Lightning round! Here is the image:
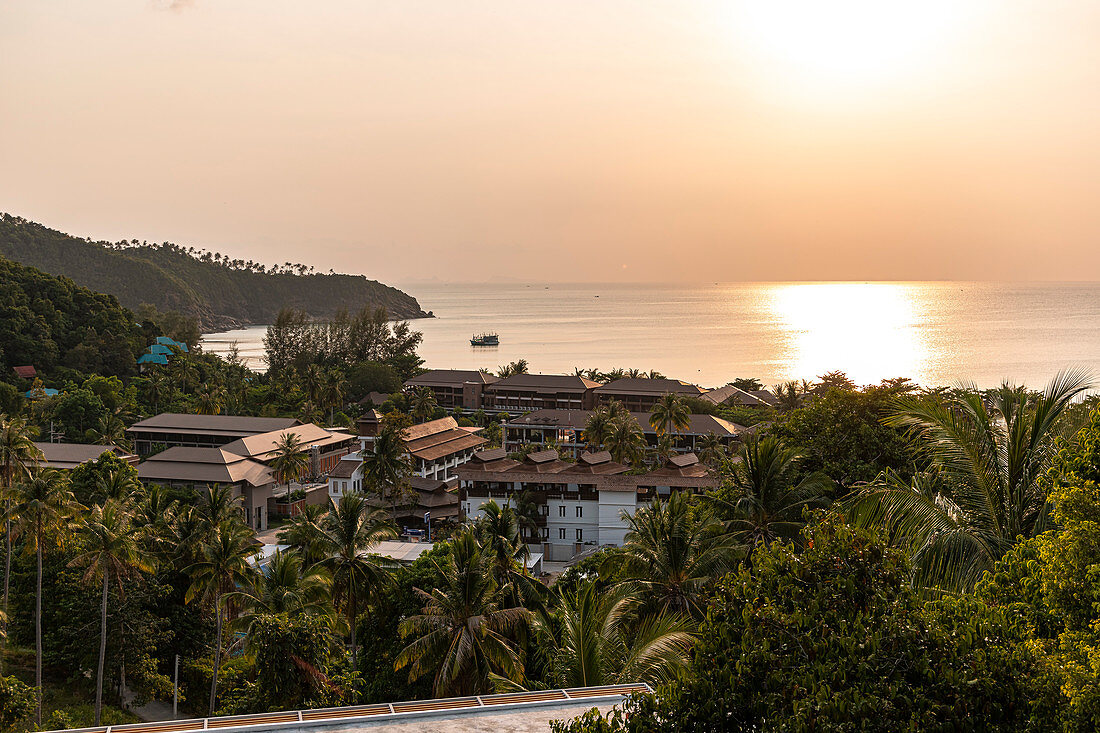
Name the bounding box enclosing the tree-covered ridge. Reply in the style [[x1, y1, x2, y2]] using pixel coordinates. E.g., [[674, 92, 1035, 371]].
[[0, 215, 429, 330], [0, 257, 143, 382]]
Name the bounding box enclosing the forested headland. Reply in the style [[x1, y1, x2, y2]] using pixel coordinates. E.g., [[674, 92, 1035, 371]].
[[0, 215, 428, 331]]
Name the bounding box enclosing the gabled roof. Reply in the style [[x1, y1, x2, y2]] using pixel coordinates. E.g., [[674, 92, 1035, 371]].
[[13, 366, 36, 379], [505, 409, 746, 437], [137, 447, 273, 487], [404, 417, 460, 441], [701, 385, 767, 407], [750, 389, 779, 406], [33, 442, 137, 470], [328, 458, 359, 478], [405, 369, 498, 387], [128, 414, 301, 437], [137, 354, 169, 365], [526, 449, 560, 464], [473, 448, 507, 462], [488, 374, 600, 392], [222, 424, 354, 461], [595, 378, 706, 397]]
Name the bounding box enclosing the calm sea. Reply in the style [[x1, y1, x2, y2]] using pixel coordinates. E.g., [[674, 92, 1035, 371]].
[[199, 282, 1100, 390]]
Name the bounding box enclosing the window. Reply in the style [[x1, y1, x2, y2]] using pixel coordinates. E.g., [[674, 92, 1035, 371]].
[[558, 505, 566, 517], [541, 527, 549, 539], [575, 506, 583, 518], [558, 528, 566, 540], [575, 529, 583, 541], [539, 505, 549, 516]]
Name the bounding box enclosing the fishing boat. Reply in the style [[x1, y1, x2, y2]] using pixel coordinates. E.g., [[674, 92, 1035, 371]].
[[470, 332, 499, 346]]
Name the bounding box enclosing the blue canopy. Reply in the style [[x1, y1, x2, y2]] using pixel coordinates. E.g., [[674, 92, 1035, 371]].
[[155, 336, 189, 352], [138, 353, 169, 365], [24, 388, 60, 398], [147, 344, 172, 355]]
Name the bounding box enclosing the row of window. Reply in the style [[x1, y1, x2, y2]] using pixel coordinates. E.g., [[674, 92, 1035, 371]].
[[555, 505, 583, 517]]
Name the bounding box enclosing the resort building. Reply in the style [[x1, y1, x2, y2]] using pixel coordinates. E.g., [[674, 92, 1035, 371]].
[[221, 423, 356, 478], [33, 442, 138, 471], [327, 415, 487, 525], [457, 448, 718, 561], [127, 413, 302, 455], [503, 408, 745, 457], [482, 374, 600, 412], [137, 447, 275, 530], [700, 384, 772, 408], [403, 369, 498, 409], [593, 377, 708, 411]]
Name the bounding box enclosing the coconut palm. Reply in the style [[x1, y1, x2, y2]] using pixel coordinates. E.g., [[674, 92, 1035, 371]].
[[697, 432, 726, 467], [360, 425, 413, 511], [536, 582, 694, 688], [7, 469, 80, 724], [0, 415, 41, 671], [649, 393, 691, 440], [614, 491, 740, 619], [604, 415, 646, 466], [707, 436, 833, 549], [133, 485, 180, 562], [316, 494, 397, 672], [395, 529, 529, 696], [89, 410, 131, 449], [196, 385, 228, 416], [411, 387, 438, 423], [69, 499, 152, 725], [227, 550, 335, 638], [474, 501, 544, 611], [276, 503, 329, 566], [270, 432, 310, 496], [93, 462, 143, 504], [195, 483, 244, 534], [184, 521, 259, 715], [847, 370, 1093, 594], [322, 372, 346, 424], [303, 364, 325, 406], [583, 408, 614, 450]]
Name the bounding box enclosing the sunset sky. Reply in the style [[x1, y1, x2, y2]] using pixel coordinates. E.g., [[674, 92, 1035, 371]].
[[2, 1, 1099, 283]]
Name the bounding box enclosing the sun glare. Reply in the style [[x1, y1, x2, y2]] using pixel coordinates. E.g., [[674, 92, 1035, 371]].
[[725, 0, 977, 96], [769, 283, 929, 386]]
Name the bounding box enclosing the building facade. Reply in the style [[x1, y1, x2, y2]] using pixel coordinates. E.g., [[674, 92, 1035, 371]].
[[592, 377, 708, 411], [403, 369, 499, 410], [457, 448, 718, 561], [127, 414, 302, 455]]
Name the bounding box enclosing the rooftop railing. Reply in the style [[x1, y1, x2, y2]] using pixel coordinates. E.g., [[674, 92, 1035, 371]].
[[47, 683, 651, 733]]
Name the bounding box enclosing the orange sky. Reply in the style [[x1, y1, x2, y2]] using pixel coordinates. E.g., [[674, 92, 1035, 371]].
[[2, 1, 1099, 283]]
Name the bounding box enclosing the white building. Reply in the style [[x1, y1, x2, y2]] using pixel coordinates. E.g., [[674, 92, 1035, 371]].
[[456, 448, 718, 562]]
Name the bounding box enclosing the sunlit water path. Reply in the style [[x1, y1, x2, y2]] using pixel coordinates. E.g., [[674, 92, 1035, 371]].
[[200, 281, 1100, 389]]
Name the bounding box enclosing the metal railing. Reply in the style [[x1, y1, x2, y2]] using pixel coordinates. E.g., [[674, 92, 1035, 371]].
[[49, 683, 651, 733]]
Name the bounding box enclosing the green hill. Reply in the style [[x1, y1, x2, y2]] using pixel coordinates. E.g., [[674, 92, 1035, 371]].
[[0, 214, 429, 330], [0, 256, 143, 381]]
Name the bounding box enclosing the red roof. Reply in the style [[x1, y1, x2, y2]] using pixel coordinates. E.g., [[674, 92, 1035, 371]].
[[13, 366, 36, 379]]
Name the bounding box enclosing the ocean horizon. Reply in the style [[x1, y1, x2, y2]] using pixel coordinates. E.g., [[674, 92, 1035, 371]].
[[200, 280, 1100, 390]]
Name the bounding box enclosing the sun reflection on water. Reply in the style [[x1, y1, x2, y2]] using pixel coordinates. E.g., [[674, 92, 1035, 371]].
[[768, 282, 929, 385]]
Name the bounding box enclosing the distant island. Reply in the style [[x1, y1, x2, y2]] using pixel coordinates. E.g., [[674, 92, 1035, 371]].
[[0, 214, 430, 330]]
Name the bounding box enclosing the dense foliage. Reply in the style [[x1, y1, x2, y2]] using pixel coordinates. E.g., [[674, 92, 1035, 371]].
[[0, 257, 142, 382], [0, 214, 427, 330]]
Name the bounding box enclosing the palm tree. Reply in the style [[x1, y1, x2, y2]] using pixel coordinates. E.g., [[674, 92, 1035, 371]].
[[697, 432, 726, 467], [226, 550, 334, 637], [89, 411, 131, 449], [184, 521, 259, 715], [614, 491, 740, 619], [93, 462, 143, 504], [650, 393, 691, 440], [196, 385, 228, 416], [536, 582, 694, 688], [270, 432, 310, 497], [303, 364, 325, 406], [773, 381, 803, 412], [316, 494, 397, 672], [474, 501, 543, 611], [411, 387, 438, 423], [195, 483, 244, 533], [69, 499, 152, 725], [395, 529, 529, 696], [360, 425, 413, 511], [604, 415, 646, 466], [847, 370, 1093, 594], [583, 408, 614, 450], [322, 372, 346, 424], [134, 485, 179, 563], [707, 436, 833, 549], [7, 469, 79, 725], [276, 503, 329, 566], [0, 415, 41, 671], [144, 371, 172, 413]]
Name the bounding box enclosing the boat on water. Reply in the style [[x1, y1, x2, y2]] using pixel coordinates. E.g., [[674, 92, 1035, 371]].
[[470, 332, 499, 346]]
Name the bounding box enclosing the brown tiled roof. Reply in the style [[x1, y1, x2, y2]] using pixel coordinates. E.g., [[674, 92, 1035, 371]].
[[750, 390, 780, 406], [328, 459, 359, 478], [474, 448, 507, 462], [33, 442, 137, 470], [222, 424, 354, 461], [128, 413, 300, 437], [405, 370, 498, 387], [572, 452, 628, 475], [137, 447, 273, 487], [505, 410, 746, 437], [13, 366, 36, 379], [669, 452, 700, 468], [404, 417, 459, 442], [701, 385, 767, 407], [488, 374, 600, 392], [595, 378, 706, 397], [580, 450, 612, 465], [409, 432, 487, 462]]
